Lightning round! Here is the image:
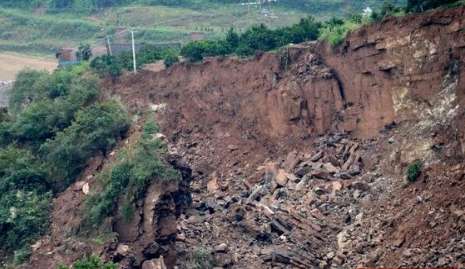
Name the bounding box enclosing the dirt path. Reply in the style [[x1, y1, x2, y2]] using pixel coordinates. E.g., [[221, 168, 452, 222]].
[[0, 52, 56, 80]]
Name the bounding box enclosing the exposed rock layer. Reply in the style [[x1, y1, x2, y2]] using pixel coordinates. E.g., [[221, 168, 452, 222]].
[[24, 6, 465, 269]]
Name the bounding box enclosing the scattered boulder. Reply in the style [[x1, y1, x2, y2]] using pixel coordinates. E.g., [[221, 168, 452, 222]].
[[283, 150, 301, 171], [214, 243, 228, 253], [82, 182, 90, 195], [275, 169, 289, 187], [141, 257, 167, 269], [207, 176, 220, 193], [114, 244, 131, 261]]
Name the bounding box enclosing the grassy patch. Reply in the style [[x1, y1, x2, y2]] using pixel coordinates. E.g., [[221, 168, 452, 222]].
[[186, 248, 216, 269], [406, 160, 422, 182]]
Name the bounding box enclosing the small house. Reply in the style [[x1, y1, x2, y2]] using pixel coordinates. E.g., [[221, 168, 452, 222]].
[[56, 48, 79, 68]]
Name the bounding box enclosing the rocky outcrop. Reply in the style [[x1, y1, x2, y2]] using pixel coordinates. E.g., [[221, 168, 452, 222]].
[[111, 7, 465, 144], [111, 155, 192, 269], [24, 133, 192, 269]]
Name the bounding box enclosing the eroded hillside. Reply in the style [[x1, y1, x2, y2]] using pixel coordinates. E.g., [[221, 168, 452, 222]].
[[24, 6, 465, 269]]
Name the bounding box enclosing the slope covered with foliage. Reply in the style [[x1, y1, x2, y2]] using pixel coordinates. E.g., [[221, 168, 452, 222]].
[[0, 65, 130, 265]]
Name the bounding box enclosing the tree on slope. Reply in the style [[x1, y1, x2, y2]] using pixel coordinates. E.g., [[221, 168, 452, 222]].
[[406, 0, 459, 12]]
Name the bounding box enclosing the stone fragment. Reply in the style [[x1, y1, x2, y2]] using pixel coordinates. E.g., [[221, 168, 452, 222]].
[[142, 257, 167, 269], [74, 181, 85, 191], [207, 176, 220, 193], [116, 244, 130, 257], [275, 169, 289, 187], [227, 144, 239, 151], [214, 243, 228, 253], [82, 182, 90, 195], [351, 181, 370, 192], [295, 175, 310, 191], [310, 151, 323, 162], [323, 162, 339, 173], [332, 181, 343, 193], [283, 150, 300, 171]]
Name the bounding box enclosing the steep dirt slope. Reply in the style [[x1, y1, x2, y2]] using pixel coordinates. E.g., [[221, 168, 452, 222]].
[[24, 6, 465, 269], [106, 6, 465, 269]]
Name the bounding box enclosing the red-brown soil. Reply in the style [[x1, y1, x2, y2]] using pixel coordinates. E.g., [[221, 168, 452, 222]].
[[25, 6, 465, 269]]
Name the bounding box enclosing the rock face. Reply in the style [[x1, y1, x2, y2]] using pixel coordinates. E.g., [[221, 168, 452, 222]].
[[112, 7, 465, 142], [111, 155, 192, 268]]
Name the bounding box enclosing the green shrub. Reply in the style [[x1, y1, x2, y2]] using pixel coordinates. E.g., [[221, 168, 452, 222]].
[[180, 41, 210, 62], [8, 69, 48, 114], [181, 16, 321, 61], [0, 190, 51, 251], [0, 146, 48, 193], [163, 49, 179, 68], [58, 255, 117, 269], [90, 55, 123, 79], [406, 0, 460, 12], [13, 247, 32, 265], [406, 160, 422, 182], [85, 116, 179, 226], [8, 73, 99, 145], [0, 147, 51, 253], [319, 15, 369, 46], [370, 0, 405, 21], [76, 43, 93, 61], [0, 65, 129, 260], [40, 100, 130, 191], [187, 248, 216, 269]]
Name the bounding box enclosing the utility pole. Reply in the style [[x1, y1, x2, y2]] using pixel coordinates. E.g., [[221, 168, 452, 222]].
[[131, 30, 137, 74], [106, 36, 112, 56]]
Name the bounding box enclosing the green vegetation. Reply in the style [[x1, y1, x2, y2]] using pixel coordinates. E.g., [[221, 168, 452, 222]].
[[90, 46, 179, 77], [89, 0, 464, 73], [180, 16, 320, 61], [163, 49, 180, 67], [318, 17, 363, 46], [41, 100, 130, 190], [0, 65, 129, 263], [406, 0, 460, 12], [0, 1, 406, 56], [85, 115, 180, 226], [77, 43, 93, 61], [1, 0, 463, 58], [370, 0, 406, 20], [0, 8, 100, 54], [406, 160, 422, 182], [0, 0, 462, 265], [0, 147, 50, 251], [187, 248, 216, 269], [58, 255, 117, 269]]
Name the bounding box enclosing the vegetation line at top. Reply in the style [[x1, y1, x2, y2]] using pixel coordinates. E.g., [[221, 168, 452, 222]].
[[89, 0, 464, 78]]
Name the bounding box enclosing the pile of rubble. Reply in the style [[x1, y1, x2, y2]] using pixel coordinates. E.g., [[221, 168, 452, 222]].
[[175, 133, 379, 269]]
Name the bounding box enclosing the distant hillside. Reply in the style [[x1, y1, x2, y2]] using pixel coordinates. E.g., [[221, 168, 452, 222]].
[[0, 0, 405, 11], [0, 0, 405, 55]]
